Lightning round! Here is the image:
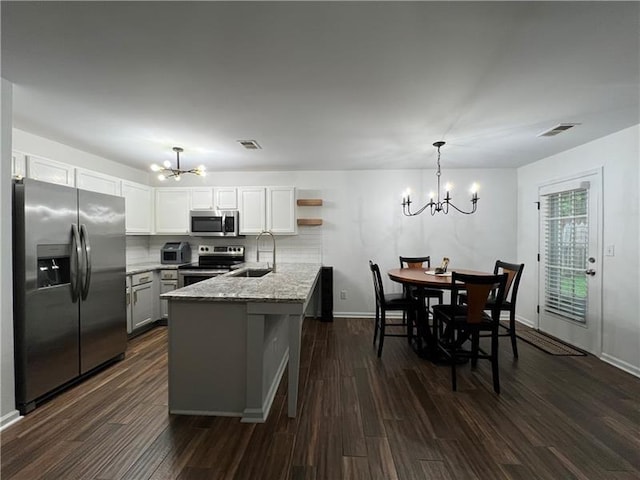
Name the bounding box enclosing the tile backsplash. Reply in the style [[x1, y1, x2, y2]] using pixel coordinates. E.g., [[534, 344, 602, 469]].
[[127, 227, 323, 265]]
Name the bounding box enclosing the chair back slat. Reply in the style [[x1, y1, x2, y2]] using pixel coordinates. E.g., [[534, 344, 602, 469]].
[[465, 283, 497, 323], [399, 256, 431, 270], [493, 260, 525, 303], [451, 271, 508, 324]]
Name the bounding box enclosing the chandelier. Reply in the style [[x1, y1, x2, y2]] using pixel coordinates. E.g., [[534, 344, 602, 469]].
[[150, 147, 206, 181], [401, 141, 478, 216]]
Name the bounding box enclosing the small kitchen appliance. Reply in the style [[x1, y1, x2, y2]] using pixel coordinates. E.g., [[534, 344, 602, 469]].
[[189, 210, 239, 237], [161, 241, 192, 264]]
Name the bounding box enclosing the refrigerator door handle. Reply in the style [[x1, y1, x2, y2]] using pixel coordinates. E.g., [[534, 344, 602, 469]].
[[80, 224, 92, 300], [71, 224, 82, 302]]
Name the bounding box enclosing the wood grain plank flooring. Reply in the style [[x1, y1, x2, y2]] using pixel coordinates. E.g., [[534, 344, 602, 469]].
[[2, 318, 640, 480]]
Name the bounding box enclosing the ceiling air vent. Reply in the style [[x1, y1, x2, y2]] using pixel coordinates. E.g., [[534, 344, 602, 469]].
[[538, 123, 580, 137], [237, 140, 262, 150]]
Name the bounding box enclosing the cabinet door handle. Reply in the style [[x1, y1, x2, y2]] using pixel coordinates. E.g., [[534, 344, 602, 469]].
[[126, 292, 130, 305], [139, 276, 150, 283], [134, 291, 138, 304]]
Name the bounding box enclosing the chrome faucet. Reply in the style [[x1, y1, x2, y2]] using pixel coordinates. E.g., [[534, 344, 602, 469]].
[[256, 230, 276, 272]]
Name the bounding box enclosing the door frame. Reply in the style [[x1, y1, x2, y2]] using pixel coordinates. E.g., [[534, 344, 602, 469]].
[[537, 167, 603, 356]]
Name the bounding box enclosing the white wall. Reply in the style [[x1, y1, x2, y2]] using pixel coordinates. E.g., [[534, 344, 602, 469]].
[[12, 128, 150, 184], [517, 125, 640, 375], [1, 79, 19, 428]]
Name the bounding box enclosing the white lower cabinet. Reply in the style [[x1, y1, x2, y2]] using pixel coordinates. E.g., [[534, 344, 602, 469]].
[[126, 277, 132, 334], [159, 270, 178, 320], [130, 272, 155, 331]]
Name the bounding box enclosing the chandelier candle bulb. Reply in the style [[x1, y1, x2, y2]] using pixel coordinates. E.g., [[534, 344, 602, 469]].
[[470, 183, 479, 201]]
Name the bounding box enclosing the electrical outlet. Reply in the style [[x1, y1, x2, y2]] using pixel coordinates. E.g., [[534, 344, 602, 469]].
[[340, 290, 347, 300]]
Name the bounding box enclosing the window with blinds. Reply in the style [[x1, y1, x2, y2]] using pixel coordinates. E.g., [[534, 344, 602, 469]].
[[542, 188, 589, 323]]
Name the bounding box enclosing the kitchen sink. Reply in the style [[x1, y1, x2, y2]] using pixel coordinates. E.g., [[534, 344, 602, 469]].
[[229, 268, 272, 278]]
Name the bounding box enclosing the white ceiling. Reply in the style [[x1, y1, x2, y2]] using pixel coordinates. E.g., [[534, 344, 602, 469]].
[[2, 2, 639, 172]]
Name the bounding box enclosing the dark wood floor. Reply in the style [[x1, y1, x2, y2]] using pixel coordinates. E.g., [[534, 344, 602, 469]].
[[2, 318, 639, 480]]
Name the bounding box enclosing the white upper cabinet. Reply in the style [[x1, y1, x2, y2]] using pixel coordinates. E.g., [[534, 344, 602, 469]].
[[12, 151, 26, 179], [76, 168, 122, 196], [121, 180, 153, 235], [155, 188, 191, 234], [27, 155, 75, 186], [214, 187, 238, 210], [238, 187, 266, 235], [238, 186, 296, 235], [267, 187, 297, 234], [190, 188, 214, 210]]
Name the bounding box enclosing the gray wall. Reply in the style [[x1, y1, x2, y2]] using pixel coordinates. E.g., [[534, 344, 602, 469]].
[[1, 79, 18, 427]]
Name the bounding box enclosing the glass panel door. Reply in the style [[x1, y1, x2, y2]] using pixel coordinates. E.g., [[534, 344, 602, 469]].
[[538, 170, 602, 354]]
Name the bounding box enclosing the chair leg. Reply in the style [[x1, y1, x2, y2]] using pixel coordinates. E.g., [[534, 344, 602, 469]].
[[491, 326, 500, 394], [373, 304, 379, 346], [471, 330, 479, 368], [377, 310, 386, 358], [450, 327, 458, 391], [509, 311, 519, 358]]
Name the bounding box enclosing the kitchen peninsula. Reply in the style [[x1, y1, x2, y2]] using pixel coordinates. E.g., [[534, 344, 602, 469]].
[[161, 263, 321, 423]]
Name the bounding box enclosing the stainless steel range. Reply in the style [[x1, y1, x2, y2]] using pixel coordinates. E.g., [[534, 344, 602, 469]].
[[178, 245, 245, 288]]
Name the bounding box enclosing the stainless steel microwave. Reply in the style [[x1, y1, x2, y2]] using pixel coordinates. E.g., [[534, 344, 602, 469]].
[[189, 210, 239, 236]]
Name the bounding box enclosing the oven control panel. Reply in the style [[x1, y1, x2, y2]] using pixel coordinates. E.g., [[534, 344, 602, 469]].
[[198, 245, 244, 256]]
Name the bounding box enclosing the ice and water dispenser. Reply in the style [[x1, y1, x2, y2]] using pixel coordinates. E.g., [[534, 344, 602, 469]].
[[36, 244, 71, 288]]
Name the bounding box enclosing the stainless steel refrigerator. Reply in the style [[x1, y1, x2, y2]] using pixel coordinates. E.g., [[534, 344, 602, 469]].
[[13, 178, 127, 414]]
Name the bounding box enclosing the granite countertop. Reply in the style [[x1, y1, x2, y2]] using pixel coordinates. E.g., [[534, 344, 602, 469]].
[[161, 263, 322, 303], [126, 262, 186, 275]]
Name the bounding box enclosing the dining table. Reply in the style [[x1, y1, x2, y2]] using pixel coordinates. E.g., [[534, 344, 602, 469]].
[[387, 267, 492, 361]]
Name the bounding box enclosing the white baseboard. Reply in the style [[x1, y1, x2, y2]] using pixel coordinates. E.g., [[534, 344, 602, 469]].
[[600, 353, 640, 379], [334, 311, 398, 319], [332, 312, 535, 324], [515, 314, 536, 329], [170, 409, 242, 417], [0, 410, 22, 431]]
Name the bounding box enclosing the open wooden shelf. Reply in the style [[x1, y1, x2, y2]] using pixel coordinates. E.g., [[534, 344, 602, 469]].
[[297, 199, 323, 206], [297, 218, 323, 226]]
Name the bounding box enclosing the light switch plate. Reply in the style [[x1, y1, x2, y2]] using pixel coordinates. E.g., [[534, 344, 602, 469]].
[[605, 245, 615, 257]]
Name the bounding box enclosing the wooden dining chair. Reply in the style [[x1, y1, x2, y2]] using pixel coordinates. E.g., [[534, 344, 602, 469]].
[[399, 256, 444, 316], [458, 260, 524, 358], [369, 261, 415, 358], [433, 272, 508, 393]]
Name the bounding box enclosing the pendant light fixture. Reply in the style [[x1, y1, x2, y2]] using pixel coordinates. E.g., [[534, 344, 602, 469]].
[[401, 141, 479, 216], [150, 147, 206, 181]]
